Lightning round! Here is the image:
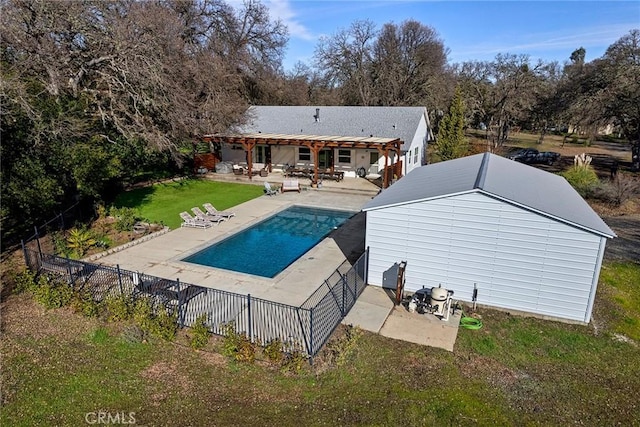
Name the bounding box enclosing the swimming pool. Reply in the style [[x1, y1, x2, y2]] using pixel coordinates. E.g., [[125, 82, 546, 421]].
[[182, 206, 354, 278]]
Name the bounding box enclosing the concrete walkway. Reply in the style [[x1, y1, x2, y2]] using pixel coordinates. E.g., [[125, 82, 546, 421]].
[[343, 286, 461, 352], [342, 286, 395, 333]]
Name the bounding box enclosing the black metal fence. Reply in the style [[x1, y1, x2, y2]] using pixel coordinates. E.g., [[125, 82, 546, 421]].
[[23, 245, 369, 358], [17, 201, 91, 255]]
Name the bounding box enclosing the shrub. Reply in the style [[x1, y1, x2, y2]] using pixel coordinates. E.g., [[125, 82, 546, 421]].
[[110, 207, 139, 232], [71, 290, 101, 317], [235, 337, 256, 363], [281, 349, 309, 375], [595, 174, 639, 207], [94, 235, 112, 249], [13, 269, 38, 294], [66, 227, 97, 258], [130, 297, 177, 341], [32, 276, 74, 309], [95, 203, 108, 219], [326, 324, 363, 367], [50, 231, 72, 257], [221, 322, 255, 363], [561, 165, 600, 197], [105, 294, 133, 322], [263, 338, 284, 364], [149, 307, 178, 341], [189, 314, 210, 350], [132, 297, 154, 331]]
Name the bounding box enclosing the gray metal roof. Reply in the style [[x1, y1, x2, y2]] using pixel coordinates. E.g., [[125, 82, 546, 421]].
[[205, 132, 400, 145], [240, 106, 428, 150], [363, 153, 616, 238]]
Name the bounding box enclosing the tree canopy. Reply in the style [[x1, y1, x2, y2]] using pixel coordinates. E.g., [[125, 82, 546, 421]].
[[434, 86, 468, 161], [1, 0, 637, 249], [1, 0, 287, 247], [314, 19, 449, 109]]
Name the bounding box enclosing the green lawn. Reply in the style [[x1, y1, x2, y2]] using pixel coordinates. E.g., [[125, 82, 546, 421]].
[[597, 261, 640, 341], [113, 179, 265, 229], [2, 261, 639, 426]]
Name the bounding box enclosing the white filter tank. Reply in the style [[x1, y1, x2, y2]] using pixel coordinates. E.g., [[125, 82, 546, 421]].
[[430, 286, 449, 317]]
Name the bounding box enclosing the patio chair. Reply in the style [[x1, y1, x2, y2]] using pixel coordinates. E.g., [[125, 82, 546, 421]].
[[191, 207, 225, 224], [264, 181, 278, 196], [282, 179, 301, 193], [203, 202, 235, 219], [179, 211, 212, 229]]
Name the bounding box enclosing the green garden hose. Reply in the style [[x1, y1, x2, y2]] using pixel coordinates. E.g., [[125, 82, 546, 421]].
[[459, 311, 483, 330]]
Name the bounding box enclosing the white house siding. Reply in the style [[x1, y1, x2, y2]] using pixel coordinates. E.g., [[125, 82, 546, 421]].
[[271, 146, 298, 169], [221, 145, 397, 178], [403, 114, 429, 175], [365, 192, 605, 322]]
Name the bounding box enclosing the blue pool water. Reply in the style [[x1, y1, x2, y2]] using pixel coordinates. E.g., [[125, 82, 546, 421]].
[[182, 206, 354, 278]]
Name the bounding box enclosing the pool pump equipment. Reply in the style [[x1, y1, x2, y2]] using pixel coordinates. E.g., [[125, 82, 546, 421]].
[[408, 284, 455, 321]]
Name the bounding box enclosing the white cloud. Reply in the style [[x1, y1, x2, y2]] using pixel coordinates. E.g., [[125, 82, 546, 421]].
[[452, 23, 637, 62], [264, 0, 316, 41]]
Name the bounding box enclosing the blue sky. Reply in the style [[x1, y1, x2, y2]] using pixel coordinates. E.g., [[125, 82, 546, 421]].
[[257, 0, 640, 71]]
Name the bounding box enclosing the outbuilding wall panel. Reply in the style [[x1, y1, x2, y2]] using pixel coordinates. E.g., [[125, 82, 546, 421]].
[[365, 192, 604, 322]]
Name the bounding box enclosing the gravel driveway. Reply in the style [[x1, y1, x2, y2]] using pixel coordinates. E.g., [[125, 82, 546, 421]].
[[603, 214, 640, 262]]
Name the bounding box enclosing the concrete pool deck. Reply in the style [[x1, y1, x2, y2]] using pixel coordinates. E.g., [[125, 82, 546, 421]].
[[96, 177, 377, 307], [95, 175, 459, 351]]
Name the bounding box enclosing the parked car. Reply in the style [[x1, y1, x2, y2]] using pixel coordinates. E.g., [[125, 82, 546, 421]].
[[536, 151, 561, 165], [508, 149, 560, 165]]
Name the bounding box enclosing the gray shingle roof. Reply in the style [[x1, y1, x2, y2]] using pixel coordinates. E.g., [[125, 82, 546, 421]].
[[240, 106, 428, 150], [362, 153, 616, 237]]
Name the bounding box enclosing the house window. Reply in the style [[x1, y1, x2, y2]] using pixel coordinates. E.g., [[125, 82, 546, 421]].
[[338, 149, 351, 163], [299, 147, 311, 161], [256, 146, 266, 163], [413, 147, 419, 164]]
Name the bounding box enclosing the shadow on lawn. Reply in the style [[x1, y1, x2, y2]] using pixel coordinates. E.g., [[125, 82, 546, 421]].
[[113, 186, 157, 209]]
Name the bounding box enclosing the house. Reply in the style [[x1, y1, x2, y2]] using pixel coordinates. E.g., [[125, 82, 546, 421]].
[[203, 106, 433, 187], [362, 153, 616, 323]]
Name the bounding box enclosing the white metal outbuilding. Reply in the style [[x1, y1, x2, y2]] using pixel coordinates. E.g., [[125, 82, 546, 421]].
[[362, 153, 616, 323]]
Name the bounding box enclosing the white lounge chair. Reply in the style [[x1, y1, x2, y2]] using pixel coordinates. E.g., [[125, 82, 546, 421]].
[[264, 182, 278, 196], [191, 207, 225, 224], [203, 203, 235, 218], [179, 211, 212, 229]]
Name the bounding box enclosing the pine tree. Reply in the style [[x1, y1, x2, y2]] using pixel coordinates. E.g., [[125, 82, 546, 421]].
[[435, 86, 468, 161]]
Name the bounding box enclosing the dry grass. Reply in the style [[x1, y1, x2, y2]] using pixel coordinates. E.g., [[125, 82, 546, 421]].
[[2, 139, 639, 426], [2, 280, 639, 426]]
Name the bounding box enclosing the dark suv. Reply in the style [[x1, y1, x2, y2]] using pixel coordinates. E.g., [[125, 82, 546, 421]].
[[508, 149, 560, 165]]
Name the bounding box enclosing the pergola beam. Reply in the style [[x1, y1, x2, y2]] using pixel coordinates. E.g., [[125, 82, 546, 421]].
[[202, 132, 403, 187]]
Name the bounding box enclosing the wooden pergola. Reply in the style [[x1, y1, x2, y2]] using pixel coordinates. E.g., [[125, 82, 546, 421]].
[[202, 132, 403, 188]]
